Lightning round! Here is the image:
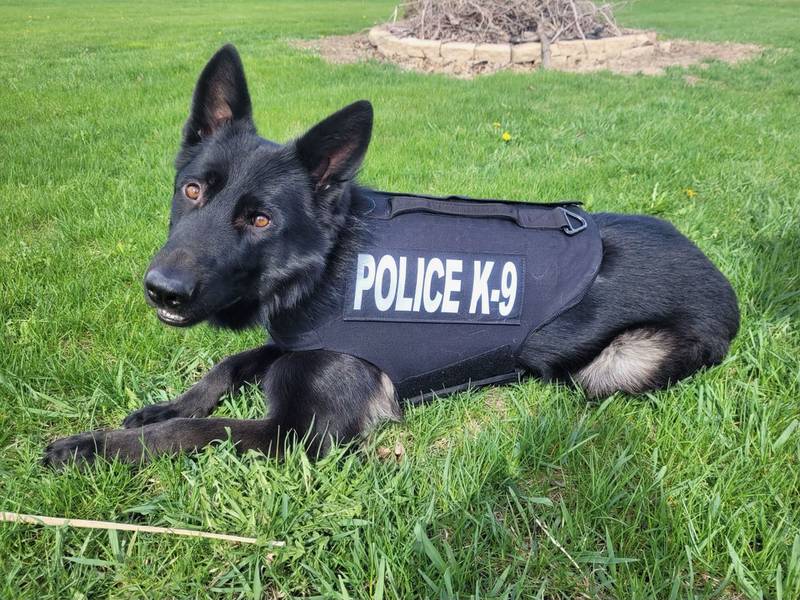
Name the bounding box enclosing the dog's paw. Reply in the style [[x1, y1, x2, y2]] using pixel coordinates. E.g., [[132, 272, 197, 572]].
[[122, 403, 179, 429], [42, 431, 105, 469]]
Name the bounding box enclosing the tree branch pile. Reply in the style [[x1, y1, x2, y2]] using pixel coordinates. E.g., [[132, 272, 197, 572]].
[[396, 0, 624, 44]]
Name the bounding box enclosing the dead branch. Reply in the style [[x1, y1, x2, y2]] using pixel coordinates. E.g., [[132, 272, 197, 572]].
[[398, 0, 626, 44], [1, 511, 285, 546]]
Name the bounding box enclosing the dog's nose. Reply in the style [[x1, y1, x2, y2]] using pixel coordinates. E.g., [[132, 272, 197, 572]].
[[144, 269, 196, 309]]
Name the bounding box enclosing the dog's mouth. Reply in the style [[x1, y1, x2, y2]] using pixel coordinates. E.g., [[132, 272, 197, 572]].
[[156, 307, 195, 327], [153, 295, 244, 328]]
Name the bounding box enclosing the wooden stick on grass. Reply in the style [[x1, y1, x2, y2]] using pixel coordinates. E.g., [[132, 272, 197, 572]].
[[0, 511, 285, 547]]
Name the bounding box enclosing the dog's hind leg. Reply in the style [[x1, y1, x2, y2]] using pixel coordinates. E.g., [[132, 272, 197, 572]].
[[571, 327, 677, 397], [122, 344, 283, 428], [572, 323, 731, 398]]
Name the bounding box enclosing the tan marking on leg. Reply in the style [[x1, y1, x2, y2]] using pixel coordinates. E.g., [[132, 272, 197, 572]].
[[575, 328, 673, 397], [361, 373, 402, 432]]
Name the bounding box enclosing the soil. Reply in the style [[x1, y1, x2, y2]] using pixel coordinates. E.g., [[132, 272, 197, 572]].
[[291, 32, 762, 78]]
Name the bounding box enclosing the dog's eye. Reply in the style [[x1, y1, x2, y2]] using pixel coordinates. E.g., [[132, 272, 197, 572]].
[[184, 183, 201, 201], [252, 214, 271, 228]]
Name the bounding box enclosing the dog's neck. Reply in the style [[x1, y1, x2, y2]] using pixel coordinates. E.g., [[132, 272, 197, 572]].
[[260, 183, 368, 329]]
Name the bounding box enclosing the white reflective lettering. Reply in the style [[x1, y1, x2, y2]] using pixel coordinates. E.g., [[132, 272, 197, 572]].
[[498, 261, 518, 317], [469, 260, 493, 314], [394, 256, 413, 311], [412, 257, 425, 311], [374, 255, 398, 312], [423, 258, 444, 312], [353, 254, 375, 310], [441, 259, 463, 313], [353, 253, 521, 319]]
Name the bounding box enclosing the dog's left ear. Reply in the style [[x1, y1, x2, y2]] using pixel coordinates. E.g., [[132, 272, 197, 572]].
[[295, 100, 373, 193], [183, 44, 253, 146]]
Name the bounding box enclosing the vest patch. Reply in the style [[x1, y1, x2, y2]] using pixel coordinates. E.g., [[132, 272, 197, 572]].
[[344, 250, 525, 324]]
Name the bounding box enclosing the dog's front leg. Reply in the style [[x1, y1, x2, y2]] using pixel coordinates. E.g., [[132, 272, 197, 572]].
[[43, 418, 284, 467], [122, 344, 283, 428], [43, 349, 402, 468]]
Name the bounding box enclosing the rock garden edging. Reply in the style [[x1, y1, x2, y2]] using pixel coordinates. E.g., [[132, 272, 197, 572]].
[[369, 25, 658, 69]]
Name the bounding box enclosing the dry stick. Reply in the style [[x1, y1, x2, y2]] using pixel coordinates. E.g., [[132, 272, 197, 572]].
[[0, 511, 285, 547], [405, 0, 623, 45], [568, 0, 588, 51], [534, 516, 583, 575], [535, 516, 593, 599], [610, 1, 626, 35], [597, 6, 621, 37]]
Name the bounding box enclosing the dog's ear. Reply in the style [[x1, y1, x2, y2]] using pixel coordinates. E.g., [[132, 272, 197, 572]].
[[183, 44, 252, 146], [295, 100, 373, 193]]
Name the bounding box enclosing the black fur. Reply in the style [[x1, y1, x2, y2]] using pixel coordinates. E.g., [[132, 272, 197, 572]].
[[43, 45, 739, 468]]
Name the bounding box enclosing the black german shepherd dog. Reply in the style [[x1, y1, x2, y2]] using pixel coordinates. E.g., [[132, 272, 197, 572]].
[[43, 45, 739, 467]]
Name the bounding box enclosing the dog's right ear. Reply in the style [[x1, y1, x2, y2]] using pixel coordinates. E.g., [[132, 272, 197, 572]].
[[182, 44, 253, 146]]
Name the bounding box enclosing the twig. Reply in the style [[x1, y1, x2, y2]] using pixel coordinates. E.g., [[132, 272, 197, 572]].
[[596, 4, 621, 36], [402, 0, 620, 44], [534, 516, 583, 575], [568, 0, 588, 51], [550, 23, 566, 44], [1, 511, 285, 547]]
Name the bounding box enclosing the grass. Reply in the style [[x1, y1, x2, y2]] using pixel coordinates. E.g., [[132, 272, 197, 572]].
[[1, 0, 799, 597]]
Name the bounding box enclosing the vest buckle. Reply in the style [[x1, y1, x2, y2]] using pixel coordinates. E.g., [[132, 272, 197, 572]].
[[560, 208, 588, 235]]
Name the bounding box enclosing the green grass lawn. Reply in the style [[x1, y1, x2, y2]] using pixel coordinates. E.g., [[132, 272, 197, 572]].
[[1, 0, 799, 597]]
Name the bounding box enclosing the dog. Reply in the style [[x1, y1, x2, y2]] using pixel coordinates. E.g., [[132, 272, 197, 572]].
[[43, 45, 739, 467]]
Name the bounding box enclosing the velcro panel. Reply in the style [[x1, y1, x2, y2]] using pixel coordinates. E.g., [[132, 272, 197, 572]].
[[396, 345, 517, 401]]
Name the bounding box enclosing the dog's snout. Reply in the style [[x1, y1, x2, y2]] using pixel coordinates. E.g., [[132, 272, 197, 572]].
[[144, 268, 197, 309]]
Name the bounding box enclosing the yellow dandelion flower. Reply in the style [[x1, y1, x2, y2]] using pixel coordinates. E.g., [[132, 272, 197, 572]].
[[684, 187, 697, 199], [501, 131, 512, 142]]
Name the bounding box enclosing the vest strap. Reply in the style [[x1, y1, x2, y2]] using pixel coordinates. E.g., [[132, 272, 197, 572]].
[[379, 196, 586, 234]]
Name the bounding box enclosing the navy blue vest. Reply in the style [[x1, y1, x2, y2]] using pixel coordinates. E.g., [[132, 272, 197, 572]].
[[268, 191, 602, 403]]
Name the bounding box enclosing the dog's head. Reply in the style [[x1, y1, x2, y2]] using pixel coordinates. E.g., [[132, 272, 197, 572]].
[[144, 45, 373, 329]]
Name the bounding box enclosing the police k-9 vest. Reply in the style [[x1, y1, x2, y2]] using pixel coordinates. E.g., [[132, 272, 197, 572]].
[[268, 190, 603, 403]]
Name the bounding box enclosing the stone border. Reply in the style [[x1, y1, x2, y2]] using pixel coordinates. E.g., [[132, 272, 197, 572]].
[[368, 26, 658, 69]]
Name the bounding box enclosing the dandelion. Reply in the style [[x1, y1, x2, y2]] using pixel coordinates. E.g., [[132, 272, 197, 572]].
[[501, 131, 512, 142], [684, 187, 697, 199]]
